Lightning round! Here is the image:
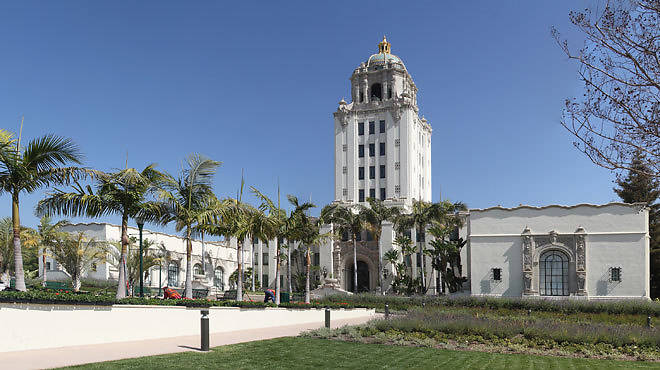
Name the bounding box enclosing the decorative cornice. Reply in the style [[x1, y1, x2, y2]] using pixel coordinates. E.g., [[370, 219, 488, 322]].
[[469, 202, 649, 213]]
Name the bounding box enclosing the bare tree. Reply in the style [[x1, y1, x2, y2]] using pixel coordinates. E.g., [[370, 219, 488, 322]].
[[552, 1, 659, 177]]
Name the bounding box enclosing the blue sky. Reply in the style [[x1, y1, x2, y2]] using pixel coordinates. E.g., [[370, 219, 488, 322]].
[[0, 1, 618, 233]]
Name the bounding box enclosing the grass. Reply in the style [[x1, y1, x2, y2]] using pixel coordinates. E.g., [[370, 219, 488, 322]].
[[65, 337, 660, 369]]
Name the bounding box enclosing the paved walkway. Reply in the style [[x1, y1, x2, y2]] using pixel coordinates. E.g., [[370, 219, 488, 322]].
[[1, 316, 376, 370]]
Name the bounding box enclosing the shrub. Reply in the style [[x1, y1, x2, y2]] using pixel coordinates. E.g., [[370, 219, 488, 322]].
[[317, 293, 660, 317]]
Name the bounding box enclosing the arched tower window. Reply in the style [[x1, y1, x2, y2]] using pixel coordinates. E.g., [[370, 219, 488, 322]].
[[539, 251, 569, 296], [359, 91, 364, 103], [370, 83, 382, 101], [167, 262, 179, 287], [193, 263, 203, 276]]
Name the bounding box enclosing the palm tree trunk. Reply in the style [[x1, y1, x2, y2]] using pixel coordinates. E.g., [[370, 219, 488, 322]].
[[11, 192, 26, 291], [417, 225, 425, 292], [42, 248, 47, 287], [377, 235, 382, 295], [275, 238, 280, 305], [116, 215, 129, 299], [251, 241, 255, 292], [305, 246, 311, 304], [184, 227, 193, 298], [287, 242, 292, 297], [236, 240, 243, 302], [72, 268, 81, 292], [352, 237, 358, 293]]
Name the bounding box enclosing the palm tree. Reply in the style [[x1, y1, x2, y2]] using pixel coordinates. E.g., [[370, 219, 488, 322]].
[[321, 203, 368, 293], [36, 216, 69, 286], [37, 164, 167, 298], [109, 238, 161, 295], [158, 154, 221, 298], [426, 201, 467, 293], [394, 200, 445, 292], [363, 197, 401, 294], [299, 219, 330, 303], [284, 195, 315, 297], [251, 186, 287, 304], [49, 231, 109, 291], [0, 131, 85, 291]]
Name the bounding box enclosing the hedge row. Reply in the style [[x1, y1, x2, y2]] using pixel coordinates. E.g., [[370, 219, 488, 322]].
[[318, 293, 660, 316], [0, 291, 356, 309]]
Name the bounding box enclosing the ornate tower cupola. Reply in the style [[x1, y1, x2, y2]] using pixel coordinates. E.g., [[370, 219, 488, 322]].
[[333, 37, 433, 207], [378, 36, 391, 54]]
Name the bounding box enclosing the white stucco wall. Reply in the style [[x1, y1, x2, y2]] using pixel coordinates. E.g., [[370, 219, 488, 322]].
[[468, 203, 649, 299], [0, 303, 376, 352]]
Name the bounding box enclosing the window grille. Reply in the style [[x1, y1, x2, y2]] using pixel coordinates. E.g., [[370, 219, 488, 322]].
[[395, 162, 400, 170], [395, 139, 400, 146]]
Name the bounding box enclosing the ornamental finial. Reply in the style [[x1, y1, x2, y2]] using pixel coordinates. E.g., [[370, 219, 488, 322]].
[[378, 36, 391, 54]]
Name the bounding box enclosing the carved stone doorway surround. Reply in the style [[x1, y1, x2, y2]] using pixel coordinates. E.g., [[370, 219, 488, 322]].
[[521, 227, 587, 297]]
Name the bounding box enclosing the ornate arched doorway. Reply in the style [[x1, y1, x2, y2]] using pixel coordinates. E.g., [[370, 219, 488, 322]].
[[345, 261, 370, 292]]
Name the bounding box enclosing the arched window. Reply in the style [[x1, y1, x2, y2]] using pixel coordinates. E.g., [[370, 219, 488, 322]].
[[370, 83, 382, 101], [193, 263, 203, 276], [167, 262, 179, 287], [214, 267, 224, 290], [539, 251, 569, 296]]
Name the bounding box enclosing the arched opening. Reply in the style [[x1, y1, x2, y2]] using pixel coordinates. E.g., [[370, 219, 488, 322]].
[[193, 263, 203, 276], [214, 267, 224, 290], [346, 260, 370, 292], [370, 83, 382, 101], [167, 262, 179, 287], [539, 251, 569, 296]]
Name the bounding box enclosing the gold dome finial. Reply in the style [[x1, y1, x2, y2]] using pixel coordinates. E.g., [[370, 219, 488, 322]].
[[378, 36, 391, 54]]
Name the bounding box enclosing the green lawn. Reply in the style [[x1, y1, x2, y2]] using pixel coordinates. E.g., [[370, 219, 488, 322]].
[[66, 337, 660, 369]]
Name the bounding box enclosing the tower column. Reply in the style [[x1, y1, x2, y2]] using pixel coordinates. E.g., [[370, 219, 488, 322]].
[[363, 78, 369, 103]]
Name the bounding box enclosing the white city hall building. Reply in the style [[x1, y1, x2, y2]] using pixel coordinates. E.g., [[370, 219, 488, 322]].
[[40, 38, 651, 300]]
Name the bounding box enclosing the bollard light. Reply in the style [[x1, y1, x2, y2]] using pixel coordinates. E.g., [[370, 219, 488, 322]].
[[648, 316, 652, 328], [385, 304, 390, 320], [201, 309, 210, 351], [325, 307, 331, 328]]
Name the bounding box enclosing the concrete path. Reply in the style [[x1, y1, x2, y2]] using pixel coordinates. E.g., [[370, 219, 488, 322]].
[[1, 316, 376, 370]]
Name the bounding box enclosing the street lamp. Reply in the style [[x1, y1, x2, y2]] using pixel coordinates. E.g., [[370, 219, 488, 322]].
[[137, 221, 144, 297]]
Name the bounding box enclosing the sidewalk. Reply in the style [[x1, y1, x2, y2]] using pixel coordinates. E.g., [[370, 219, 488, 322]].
[[1, 316, 376, 370]]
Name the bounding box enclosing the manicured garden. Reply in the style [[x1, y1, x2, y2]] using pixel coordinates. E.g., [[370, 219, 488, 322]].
[[62, 337, 660, 369]]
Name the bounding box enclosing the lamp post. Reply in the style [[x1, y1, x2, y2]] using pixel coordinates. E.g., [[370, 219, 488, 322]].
[[138, 221, 144, 297]]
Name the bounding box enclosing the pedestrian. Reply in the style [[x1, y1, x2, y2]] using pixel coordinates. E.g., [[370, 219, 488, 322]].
[[264, 288, 276, 303]]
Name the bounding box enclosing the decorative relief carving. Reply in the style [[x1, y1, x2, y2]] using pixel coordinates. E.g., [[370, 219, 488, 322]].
[[574, 227, 586, 272], [576, 272, 586, 294], [521, 227, 533, 272], [523, 271, 533, 292]]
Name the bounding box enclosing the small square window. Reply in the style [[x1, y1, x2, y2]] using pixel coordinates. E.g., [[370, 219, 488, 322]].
[[369, 166, 375, 179], [342, 166, 347, 174], [369, 188, 376, 199], [380, 188, 386, 200], [359, 167, 365, 180], [611, 267, 621, 282], [395, 185, 401, 193], [395, 162, 400, 170], [359, 189, 365, 202], [342, 144, 347, 152], [358, 122, 364, 135], [369, 121, 375, 134], [359, 145, 364, 158], [380, 165, 385, 178], [395, 139, 400, 146], [342, 188, 348, 196], [379, 142, 385, 156], [46, 262, 51, 271], [369, 143, 375, 157], [379, 120, 385, 133], [493, 268, 501, 281]]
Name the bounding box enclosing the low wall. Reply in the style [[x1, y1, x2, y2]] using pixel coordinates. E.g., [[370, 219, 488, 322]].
[[0, 303, 376, 352]]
